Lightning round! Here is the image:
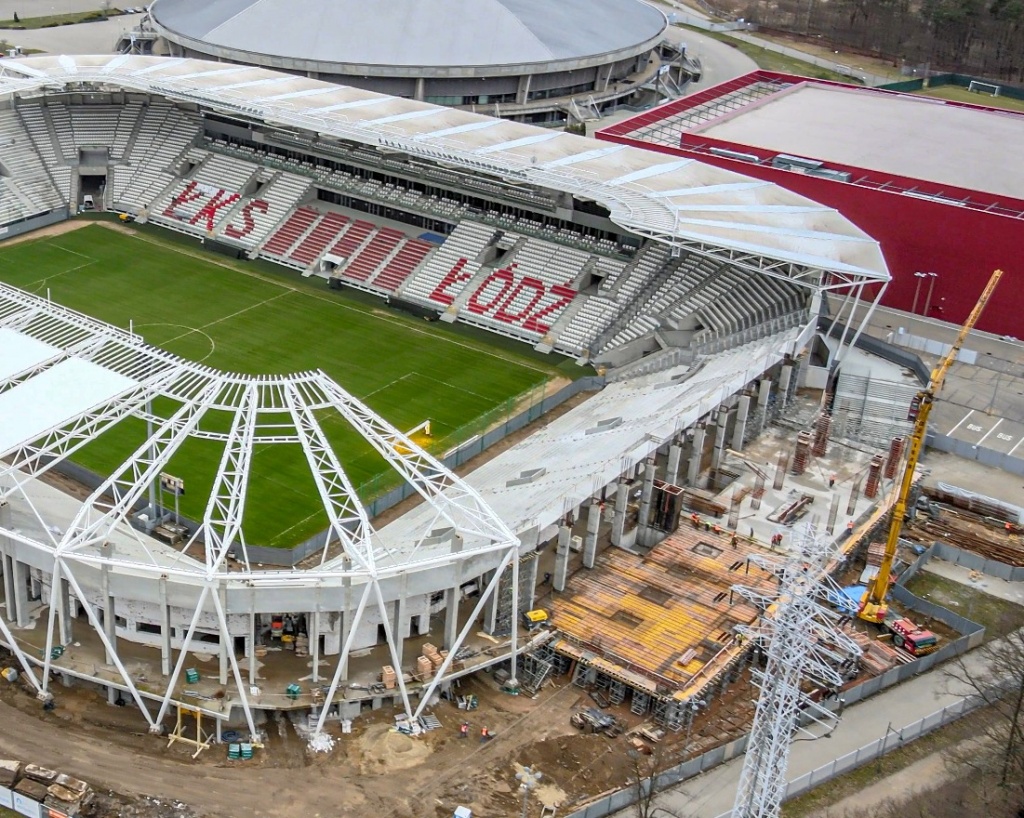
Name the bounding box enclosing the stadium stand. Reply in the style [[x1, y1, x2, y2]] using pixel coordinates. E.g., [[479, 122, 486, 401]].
[[400, 221, 497, 306], [0, 108, 65, 222], [288, 211, 352, 267], [371, 237, 433, 292], [0, 82, 832, 367], [220, 170, 312, 250], [340, 226, 403, 282], [110, 102, 203, 212], [261, 206, 320, 260]]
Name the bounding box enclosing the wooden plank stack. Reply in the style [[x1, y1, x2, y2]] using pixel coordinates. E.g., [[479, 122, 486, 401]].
[[865, 542, 887, 566]]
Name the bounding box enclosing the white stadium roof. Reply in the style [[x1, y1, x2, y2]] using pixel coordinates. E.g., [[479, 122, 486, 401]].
[[149, 0, 668, 68], [0, 55, 889, 286]]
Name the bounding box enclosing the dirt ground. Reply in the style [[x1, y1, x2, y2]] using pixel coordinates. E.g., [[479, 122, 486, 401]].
[[0, 654, 760, 818]]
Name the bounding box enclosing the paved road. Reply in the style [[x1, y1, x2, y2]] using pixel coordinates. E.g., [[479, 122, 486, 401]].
[[664, 24, 757, 92], [1, 15, 133, 53], [587, 23, 756, 136]]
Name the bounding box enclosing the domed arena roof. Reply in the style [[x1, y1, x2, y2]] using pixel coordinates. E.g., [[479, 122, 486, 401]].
[[149, 0, 668, 69]]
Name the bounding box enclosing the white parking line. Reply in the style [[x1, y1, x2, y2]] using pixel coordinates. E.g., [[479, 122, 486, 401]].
[[946, 408, 974, 436], [975, 418, 1003, 448]]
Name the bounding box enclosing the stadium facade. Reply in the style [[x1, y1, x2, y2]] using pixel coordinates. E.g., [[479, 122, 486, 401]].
[[598, 70, 1024, 338], [146, 0, 684, 123], [0, 55, 888, 738]]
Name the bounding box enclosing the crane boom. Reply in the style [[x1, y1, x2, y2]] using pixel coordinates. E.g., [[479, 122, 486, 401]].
[[858, 269, 1003, 623]]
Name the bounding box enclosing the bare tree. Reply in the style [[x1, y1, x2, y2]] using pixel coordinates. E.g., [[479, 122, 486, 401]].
[[625, 747, 688, 818], [944, 627, 1024, 814]]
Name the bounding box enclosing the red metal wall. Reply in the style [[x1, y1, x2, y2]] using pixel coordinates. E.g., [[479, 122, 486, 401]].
[[599, 76, 1024, 337]]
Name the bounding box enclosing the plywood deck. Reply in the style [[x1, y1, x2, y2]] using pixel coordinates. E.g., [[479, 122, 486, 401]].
[[552, 527, 779, 692]]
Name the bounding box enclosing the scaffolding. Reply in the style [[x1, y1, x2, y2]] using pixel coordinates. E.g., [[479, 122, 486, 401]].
[[730, 524, 862, 818], [493, 553, 538, 637]]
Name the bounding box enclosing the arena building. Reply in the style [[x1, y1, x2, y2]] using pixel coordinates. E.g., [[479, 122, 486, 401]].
[[145, 0, 684, 124], [0, 55, 888, 741], [598, 71, 1024, 338]]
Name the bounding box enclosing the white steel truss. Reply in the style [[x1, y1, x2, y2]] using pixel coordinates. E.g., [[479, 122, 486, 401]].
[[0, 285, 520, 737], [730, 524, 862, 818]]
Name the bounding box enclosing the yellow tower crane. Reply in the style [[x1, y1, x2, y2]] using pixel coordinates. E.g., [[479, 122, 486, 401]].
[[858, 269, 1004, 623]]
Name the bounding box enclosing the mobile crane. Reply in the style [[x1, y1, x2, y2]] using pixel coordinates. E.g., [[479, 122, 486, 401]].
[[857, 269, 1004, 623]]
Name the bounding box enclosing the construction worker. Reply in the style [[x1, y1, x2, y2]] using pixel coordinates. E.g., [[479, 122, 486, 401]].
[[847, 521, 855, 535], [480, 726, 491, 742], [690, 512, 700, 529], [459, 722, 469, 739], [712, 523, 722, 535], [829, 474, 836, 488], [730, 533, 739, 549]]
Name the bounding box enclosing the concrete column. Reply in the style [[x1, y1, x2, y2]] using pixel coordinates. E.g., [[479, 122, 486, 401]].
[[311, 611, 321, 684], [159, 576, 172, 677], [638, 458, 657, 530], [392, 597, 407, 669], [443, 587, 459, 651], [414, 77, 425, 101], [417, 613, 429, 635], [218, 585, 228, 686], [29, 569, 41, 602], [732, 395, 751, 451], [779, 365, 794, 411], [525, 555, 539, 611], [602, 63, 615, 91], [100, 550, 115, 663], [666, 442, 683, 486], [553, 526, 570, 592], [8, 560, 30, 628], [584, 501, 601, 569], [57, 574, 73, 646], [758, 378, 773, 432], [516, 74, 532, 105], [338, 606, 351, 680], [443, 534, 463, 648], [0, 507, 15, 625], [610, 481, 629, 547], [687, 425, 707, 486], [2, 552, 17, 624], [711, 411, 729, 471], [247, 591, 257, 685], [483, 570, 500, 634]]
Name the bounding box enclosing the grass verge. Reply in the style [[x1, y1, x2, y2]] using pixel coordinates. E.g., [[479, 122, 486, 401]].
[[912, 84, 1024, 113], [679, 25, 860, 83], [782, 708, 993, 817], [904, 571, 1024, 640], [0, 10, 119, 29]]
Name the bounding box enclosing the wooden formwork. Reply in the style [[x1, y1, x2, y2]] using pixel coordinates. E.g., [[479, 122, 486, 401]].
[[551, 527, 779, 696]]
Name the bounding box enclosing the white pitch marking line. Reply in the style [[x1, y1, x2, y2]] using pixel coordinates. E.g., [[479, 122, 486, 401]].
[[162, 291, 291, 346], [360, 372, 413, 401]]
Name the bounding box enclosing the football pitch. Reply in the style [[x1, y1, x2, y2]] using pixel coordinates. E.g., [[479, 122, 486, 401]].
[[0, 223, 562, 547]]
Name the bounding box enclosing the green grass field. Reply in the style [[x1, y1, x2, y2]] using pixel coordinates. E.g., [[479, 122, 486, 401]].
[[0, 224, 560, 547], [912, 83, 1024, 112]]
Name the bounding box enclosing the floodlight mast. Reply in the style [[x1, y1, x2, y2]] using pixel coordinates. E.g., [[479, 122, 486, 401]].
[[730, 524, 862, 818]]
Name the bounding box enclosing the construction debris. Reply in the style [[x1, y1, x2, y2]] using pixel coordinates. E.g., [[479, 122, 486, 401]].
[[307, 732, 336, 754], [419, 714, 442, 732]]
